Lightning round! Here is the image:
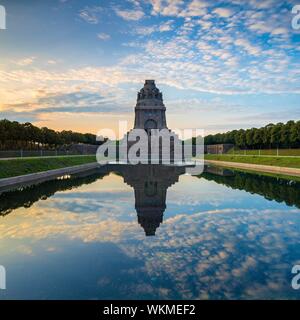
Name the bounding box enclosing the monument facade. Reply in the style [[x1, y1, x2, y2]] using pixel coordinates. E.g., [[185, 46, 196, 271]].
[[134, 80, 167, 132], [122, 80, 184, 164]]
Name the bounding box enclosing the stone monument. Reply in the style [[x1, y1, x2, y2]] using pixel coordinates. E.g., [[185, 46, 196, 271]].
[[122, 80, 183, 164], [134, 80, 167, 132]]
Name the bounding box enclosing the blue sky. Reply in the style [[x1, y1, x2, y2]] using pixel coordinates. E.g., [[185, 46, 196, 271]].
[[0, 0, 299, 135]]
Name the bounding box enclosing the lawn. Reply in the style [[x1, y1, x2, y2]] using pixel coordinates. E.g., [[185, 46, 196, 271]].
[[0, 156, 97, 179], [204, 154, 300, 169]]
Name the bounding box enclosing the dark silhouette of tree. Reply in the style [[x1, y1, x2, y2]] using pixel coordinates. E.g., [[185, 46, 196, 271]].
[[204, 120, 300, 149], [0, 170, 109, 216], [0, 119, 106, 150], [201, 170, 300, 209]]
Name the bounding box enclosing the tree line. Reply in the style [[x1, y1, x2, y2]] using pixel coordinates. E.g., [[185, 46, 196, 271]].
[[202, 170, 300, 209], [204, 120, 300, 149], [0, 119, 105, 150], [1, 118, 299, 151], [0, 171, 107, 216]]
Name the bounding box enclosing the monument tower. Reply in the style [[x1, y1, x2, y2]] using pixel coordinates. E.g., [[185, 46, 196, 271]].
[[120, 79, 185, 164], [134, 80, 167, 132]]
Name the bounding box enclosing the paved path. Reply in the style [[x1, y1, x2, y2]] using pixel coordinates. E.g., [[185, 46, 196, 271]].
[[205, 160, 300, 177], [215, 154, 300, 158]]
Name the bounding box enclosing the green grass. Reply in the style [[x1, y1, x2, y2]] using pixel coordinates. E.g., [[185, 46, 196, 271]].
[[0, 156, 97, 179], [227, 148, 300, 156], [204, 154, 300, 169]]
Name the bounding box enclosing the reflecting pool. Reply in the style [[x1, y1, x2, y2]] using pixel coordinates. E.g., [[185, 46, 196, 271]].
[[0, 164, 300, 299]]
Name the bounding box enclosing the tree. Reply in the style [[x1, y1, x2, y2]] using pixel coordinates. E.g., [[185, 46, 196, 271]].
[[253, 128, 263, 149], [0, 119, 104, 150], [290, 121, 300, 148], [270, 123, 283, 148], [203, 120, 299, 149]]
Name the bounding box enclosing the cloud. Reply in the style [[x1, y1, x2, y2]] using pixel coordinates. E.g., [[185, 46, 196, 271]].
[[97, 32, 111, 40], [114, 8, 144, 21], [47, 60, 57, 65], [135, 25, 156, 35], [271, 27, 289, 35], [234, 38, 261, 55], [179, 0, 208, 17], [150, 0, 184, 17], [159, 20, 174, 31], [248, 22, 273, 34], [135, 20, 173, 35], [79, 6, 102, 24], [213, 8, 233, 18], [248, 0, 276, 9], [4, 91, 127, 115], [1, 170, 300, 300], [13, 57, 36, 66], [1, 0, 299, 131]]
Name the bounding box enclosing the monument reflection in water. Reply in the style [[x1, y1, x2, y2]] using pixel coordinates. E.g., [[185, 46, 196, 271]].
[[1, 163, 300, 237], [117, 164, 186, 236], [1, 164, 300, 299]]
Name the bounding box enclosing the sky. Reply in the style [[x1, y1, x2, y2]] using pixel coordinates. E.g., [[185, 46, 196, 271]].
[[0, 0, 299, 136]]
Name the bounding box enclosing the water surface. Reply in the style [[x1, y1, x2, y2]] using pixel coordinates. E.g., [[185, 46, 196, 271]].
[[0, 165, 300, 300]]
